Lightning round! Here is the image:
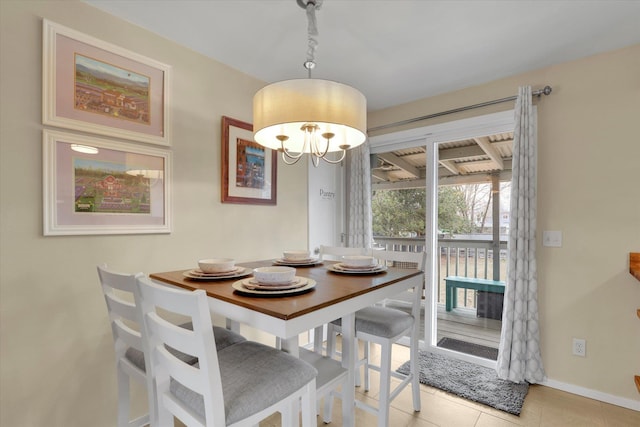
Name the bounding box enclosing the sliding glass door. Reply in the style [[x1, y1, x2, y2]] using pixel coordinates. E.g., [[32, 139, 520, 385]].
[[369, 110, 515, 367], [432, 140, 509, 362]]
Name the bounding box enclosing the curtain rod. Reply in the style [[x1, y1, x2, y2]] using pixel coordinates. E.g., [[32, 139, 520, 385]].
[[367, 85, 552, 133]]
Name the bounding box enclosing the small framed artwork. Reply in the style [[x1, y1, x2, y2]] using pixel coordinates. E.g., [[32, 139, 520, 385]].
[[42, 19, 171, 146], [43, 130, 171, 236], [221, 116, 277, 205]]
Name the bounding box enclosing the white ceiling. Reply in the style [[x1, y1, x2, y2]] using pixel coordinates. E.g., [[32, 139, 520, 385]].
[[84, 0, 640, 112]]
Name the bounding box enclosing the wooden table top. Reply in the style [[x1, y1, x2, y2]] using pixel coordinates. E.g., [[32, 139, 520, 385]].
[[150, 259, 422, 321]]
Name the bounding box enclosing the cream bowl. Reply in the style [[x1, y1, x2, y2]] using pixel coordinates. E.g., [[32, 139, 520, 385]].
[[283, 250, 310, 260], [198, 258, 236, 273], [253, 266, 296, 284], [341, 255, 376, 267]]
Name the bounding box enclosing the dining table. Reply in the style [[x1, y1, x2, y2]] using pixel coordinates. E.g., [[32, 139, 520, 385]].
[[149, 259, 424, 427]]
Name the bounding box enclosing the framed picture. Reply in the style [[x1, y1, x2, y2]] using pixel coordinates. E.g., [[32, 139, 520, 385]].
[[221, 116, 277, 205], [43, 130, 171, 236], [42, 19, 171, 146]]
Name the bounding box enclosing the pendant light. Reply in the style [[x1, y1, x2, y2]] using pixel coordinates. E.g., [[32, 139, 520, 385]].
[[253, 0, 367, 166]]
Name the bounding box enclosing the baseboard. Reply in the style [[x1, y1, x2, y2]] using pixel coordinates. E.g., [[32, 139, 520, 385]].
[[542, 378, 640, 411]]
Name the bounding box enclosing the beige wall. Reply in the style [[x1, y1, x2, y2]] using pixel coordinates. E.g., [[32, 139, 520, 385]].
[[0, 1, 308, 426], [1, 1, 639, 425], [371, 45, 640, 406]]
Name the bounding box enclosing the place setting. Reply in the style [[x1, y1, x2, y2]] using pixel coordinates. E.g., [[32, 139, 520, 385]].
[[232, 266, 316, 297], [182, 258, 251, 281], [327, 255, 388, 275], [272, 249, 322, 267]]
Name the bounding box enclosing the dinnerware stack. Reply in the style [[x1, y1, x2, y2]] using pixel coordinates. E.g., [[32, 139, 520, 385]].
[[283, 250, 310, 261], [273, 249, 321, 266], [231, 266, 315, 294], [199, 258, 235, 273], [328, 255, 387, 274], [253, 266, 296, 284], [183, 258, 250, 280], [341, 255, 376, 268]]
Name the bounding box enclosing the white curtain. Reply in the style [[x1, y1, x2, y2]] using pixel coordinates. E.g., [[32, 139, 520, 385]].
[[346, 143, 373, 249], [496, 86, 545, 383]]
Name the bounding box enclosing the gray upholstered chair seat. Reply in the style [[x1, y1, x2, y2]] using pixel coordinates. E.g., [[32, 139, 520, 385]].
[[125, 325, 246, 371], [170, 340, 317, 425], [331, 306, 414, 338]]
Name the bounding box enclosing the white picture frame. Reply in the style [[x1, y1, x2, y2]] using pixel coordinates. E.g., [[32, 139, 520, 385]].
[[43, 19, 171, 146], [43, 130, 172, 236]]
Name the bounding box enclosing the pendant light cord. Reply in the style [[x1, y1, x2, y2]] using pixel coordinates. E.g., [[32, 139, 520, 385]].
[[303, 0, 322, 77]]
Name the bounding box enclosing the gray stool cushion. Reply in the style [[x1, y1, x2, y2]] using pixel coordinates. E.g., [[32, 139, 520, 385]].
[[125, 324, 246, 371], [331, 306, 414, 338], [170, 340, 318, 425]]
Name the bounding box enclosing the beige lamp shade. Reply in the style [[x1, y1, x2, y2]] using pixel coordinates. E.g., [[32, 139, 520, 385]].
[[253, 79, 367, 153]]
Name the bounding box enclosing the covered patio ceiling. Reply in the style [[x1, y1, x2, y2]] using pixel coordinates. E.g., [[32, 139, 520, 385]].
[[370, 132, 514, 190]]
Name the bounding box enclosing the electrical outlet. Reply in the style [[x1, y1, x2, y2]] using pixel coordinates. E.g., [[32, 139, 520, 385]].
[[572, 338, 586, 357]]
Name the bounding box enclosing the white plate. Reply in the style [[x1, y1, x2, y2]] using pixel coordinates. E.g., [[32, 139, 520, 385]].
[[337, 263, 380, 270], [183, 267, 251, 280], [273, 258, 322, 266], [189, 266, 245, 277], [241, 277, 308, 291], [232, 277, 316, 296], [327, 264, 388, 274]]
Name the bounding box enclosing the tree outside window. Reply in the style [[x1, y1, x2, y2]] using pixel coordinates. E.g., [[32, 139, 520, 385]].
[[372, 183, 510, 238]]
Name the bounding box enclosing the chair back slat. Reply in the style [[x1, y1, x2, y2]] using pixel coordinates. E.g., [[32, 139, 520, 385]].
[[374, 250, 426, 271], [97, 265, 145, 357], [372, 250, 426, 312], [145, 312, 201, 359], [156, 346, 204, 394], [104, 291, 143, 353], [112, 318, 142, 351], [105, 293, 139, 324], [319, 245, 368, 261]]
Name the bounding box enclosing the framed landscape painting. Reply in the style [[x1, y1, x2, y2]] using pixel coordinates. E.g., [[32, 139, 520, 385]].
[[42, 19, 171, 146], [43, 130, 171, 235], [221, 116, 277, 205]]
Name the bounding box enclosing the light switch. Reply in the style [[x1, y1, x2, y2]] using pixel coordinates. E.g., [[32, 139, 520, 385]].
[[543, 230, 562, 247]]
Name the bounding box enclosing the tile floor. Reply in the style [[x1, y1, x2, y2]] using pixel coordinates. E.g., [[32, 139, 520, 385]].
[[175, 341, 639, 427], [257, 344, 640, 427]]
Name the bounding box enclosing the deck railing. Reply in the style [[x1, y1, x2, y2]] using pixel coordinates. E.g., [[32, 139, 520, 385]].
[[373, 236, 507, 309]]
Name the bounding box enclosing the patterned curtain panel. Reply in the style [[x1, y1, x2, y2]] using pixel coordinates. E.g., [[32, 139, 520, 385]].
[[346, 142, 373, 249], [496, 86, 546, 383]]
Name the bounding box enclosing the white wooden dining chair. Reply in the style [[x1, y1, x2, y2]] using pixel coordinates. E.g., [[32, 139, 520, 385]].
[[134, 275, 318, 427], [308, 247, 367, 423], [269, 245, 354, 423], [311, 244, 371, 392], [97, 264, 247, 427], [312, 245, 369, 351], [325, 250, 425, 427], [97, 265, 149, 427], [298, 348, 348, 424]]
